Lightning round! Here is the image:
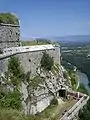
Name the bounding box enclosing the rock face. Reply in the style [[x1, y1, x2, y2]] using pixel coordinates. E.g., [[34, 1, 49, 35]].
[[0, 23, 20, 49], [20, 65, 68, 115]]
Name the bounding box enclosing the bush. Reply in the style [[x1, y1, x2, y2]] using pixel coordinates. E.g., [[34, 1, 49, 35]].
[[77, 83, 88, 95], [50, 98, 58, 106], [41, 52, 54, 71], [8, 56, 24, 86], [0, 90, 22, 110]]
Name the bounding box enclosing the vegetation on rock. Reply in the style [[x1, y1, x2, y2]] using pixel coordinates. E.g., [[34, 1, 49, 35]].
[[41, 52, 54, 71], [77, 83, 88, 95], [78, 98, 90, 120], [21, 39, 58, 46], [8, 56, 24, 86], [63, 71, 68, 79], [0, 13, 19, 25], [0, 99, 75, 120], [0, 56, 23, 110], [29, 76, 44, 90], [67, 70, 77, 90], [50, 97, 58, 106], [0, 90, 22, 110], [51, 64, 60, 75], [22, 39, 51, 46]]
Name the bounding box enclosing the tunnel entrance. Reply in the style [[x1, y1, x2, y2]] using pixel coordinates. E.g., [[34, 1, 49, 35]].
[[58, 89, 66, 98]]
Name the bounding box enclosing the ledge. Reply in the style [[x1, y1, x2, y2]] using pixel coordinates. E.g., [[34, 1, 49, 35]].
[[0, 23, 20, 27]]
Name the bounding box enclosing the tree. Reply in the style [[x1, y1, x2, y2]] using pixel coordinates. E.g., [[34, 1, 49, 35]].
[[40, 52, 54, 71], [8, 56, 24, 86]]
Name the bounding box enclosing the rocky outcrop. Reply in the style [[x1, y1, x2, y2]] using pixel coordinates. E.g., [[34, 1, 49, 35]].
[[19, 64, 70, 115], [0, 61, 70, 115]]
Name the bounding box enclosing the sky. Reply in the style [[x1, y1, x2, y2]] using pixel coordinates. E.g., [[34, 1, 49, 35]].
[[0, 0, 90, 39]]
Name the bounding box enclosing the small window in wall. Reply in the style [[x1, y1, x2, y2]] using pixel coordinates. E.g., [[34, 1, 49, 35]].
[[10, 30, 12, 34], [16, 32, 18, 35], [29, 59, 31, 62]]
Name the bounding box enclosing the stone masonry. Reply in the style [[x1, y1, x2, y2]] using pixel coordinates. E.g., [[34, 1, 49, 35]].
[[0, 23, 20, 49], [0, 44, 61, 75]]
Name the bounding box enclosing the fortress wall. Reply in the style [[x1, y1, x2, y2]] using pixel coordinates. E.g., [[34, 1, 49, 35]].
[[0, 23, 20, 49], [0, 45, 60, 75]]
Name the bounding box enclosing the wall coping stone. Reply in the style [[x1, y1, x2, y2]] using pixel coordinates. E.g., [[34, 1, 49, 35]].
[[0, 23, 20, 27]]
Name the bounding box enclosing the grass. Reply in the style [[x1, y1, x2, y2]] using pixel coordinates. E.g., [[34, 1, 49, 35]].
[[0, 99, 76, 120], [53, 99, 76, 120], [21, 40, 59, 46], [21, 40, 51, 46], [0, 13, 19, 25]]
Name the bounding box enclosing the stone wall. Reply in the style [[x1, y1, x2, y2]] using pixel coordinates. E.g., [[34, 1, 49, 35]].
[[0, 23, 20, 49], [0, 45, 61, 75]]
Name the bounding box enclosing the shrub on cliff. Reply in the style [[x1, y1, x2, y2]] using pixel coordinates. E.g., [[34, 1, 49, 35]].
[[0, 56, 23, 110], [40, 52, 54, 71], [0, 90, 22, 110], [50, 97, 58, 106], [8, 56, 24, 86], [8, 56, 23, 78]]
